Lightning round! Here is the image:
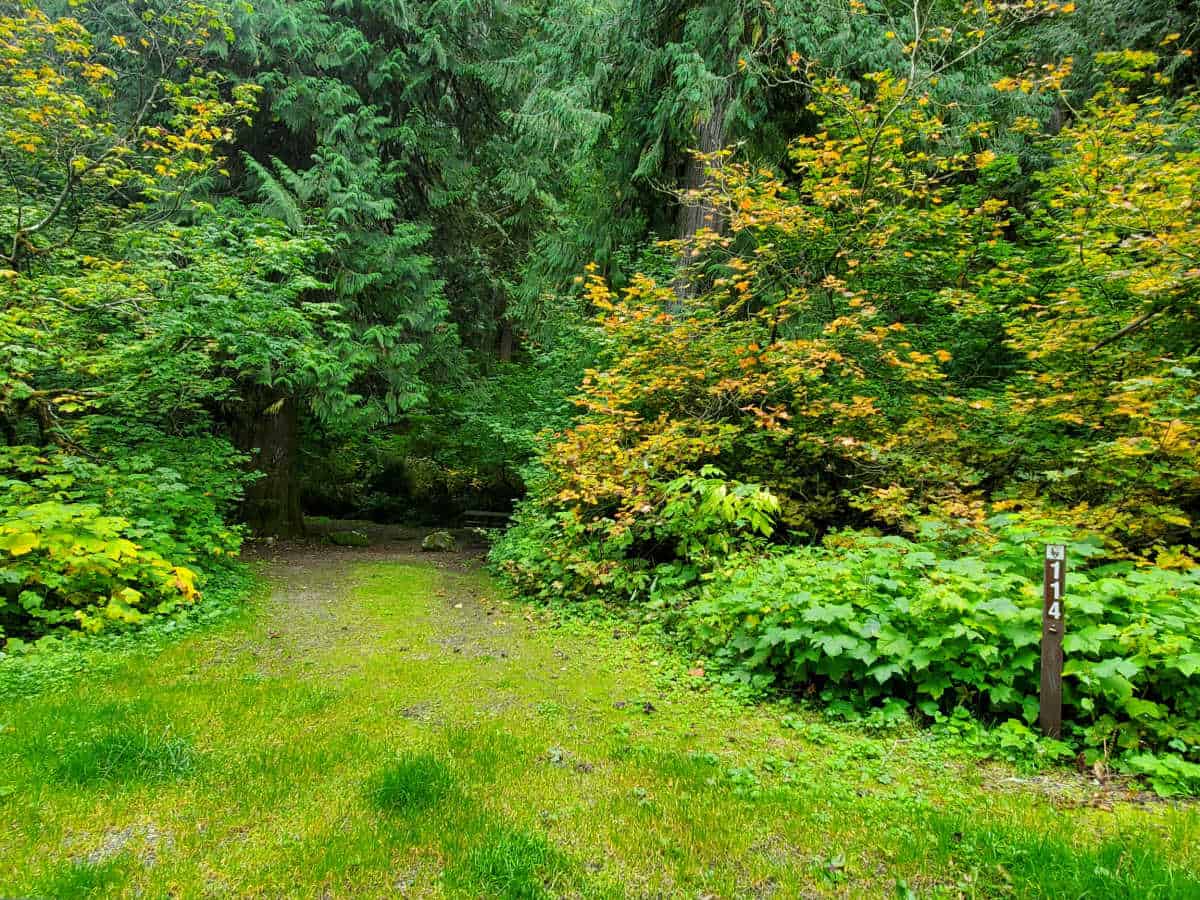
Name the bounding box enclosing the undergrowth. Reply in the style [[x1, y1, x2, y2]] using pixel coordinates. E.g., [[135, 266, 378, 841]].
[[495, 518, 1200, 797], [677, 527, 1200, 795], [0, 564, 256, 700]]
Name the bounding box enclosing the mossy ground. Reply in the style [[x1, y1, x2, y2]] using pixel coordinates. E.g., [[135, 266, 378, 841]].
[[1, 547, 1197, 897]]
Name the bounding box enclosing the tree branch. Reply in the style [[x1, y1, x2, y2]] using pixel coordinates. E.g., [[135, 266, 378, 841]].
[[1089, 306, 1167, 353]]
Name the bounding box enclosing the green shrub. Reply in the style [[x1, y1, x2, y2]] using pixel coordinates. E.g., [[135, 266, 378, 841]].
[[0, 445, 242, 643], [680, 525, 1200, 792], [0, 566, 254, 699], [492, 467, 778, 606]]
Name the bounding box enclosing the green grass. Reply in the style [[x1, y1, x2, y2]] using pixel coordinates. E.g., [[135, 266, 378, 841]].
[[0, 554, 1197, 897], [447, 826, 570, 899], [53, 725, 196, 785], [32, 858, 130, 898], [370, 752, 454, 813], [917, 812, 1200, 896]]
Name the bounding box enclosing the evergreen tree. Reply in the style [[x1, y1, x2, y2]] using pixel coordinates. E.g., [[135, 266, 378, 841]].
[[198, 0, 559, 529]]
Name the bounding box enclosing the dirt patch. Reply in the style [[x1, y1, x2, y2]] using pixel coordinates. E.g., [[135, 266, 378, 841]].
[[66, 823, 173, 867], [399, 701, 440, 723], [230, 535, 525, 686], [985, 770, 1173, 809]]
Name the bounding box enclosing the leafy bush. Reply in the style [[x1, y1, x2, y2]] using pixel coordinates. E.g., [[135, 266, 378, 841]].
[[0, 446, 242, 644], [0, 565, 254, 699], [493, 467, 779, 605], [679, 525, 1200, 791]]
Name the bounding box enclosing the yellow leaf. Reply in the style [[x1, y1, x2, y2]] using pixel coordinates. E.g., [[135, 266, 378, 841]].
[[173, 565, 200, 600], [3, 532, 39, 556]]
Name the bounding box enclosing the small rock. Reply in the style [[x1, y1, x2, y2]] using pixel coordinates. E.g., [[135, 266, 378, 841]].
[[330, 530, 369, 547], [642, 702, 656, 714], [421, 530, 456, 552], [613, 700, 627, 709]]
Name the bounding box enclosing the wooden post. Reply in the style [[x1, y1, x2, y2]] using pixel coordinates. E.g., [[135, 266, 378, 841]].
[[1040, 544, 1066, 738]]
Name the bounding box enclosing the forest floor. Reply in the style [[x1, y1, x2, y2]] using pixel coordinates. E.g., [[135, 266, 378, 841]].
[[2, 542, 1199, 898]]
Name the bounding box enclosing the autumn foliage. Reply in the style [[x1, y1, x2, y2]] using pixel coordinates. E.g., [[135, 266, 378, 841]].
[[502, 50, 1200, 603], [492, 45, 1200, 785]]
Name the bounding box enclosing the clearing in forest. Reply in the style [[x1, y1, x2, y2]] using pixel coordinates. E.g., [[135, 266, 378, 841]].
[[1, 547, 1197, 898]]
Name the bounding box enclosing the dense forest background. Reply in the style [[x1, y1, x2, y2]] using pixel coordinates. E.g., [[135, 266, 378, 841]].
[[4, 0, 1200, 790]]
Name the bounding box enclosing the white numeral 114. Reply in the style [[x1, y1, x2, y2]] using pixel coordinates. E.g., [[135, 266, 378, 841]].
[[1048, 560, 1062, 618]]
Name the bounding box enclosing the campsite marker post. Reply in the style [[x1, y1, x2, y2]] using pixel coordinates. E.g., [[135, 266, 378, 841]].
[[1040, 544, 1067, 738]]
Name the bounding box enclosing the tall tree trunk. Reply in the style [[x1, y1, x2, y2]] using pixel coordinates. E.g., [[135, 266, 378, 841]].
[[226, 385, 304, 537], [498, 320, 514, 362], [673, 86, 730, 301], [495, 288, 515, 362]]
